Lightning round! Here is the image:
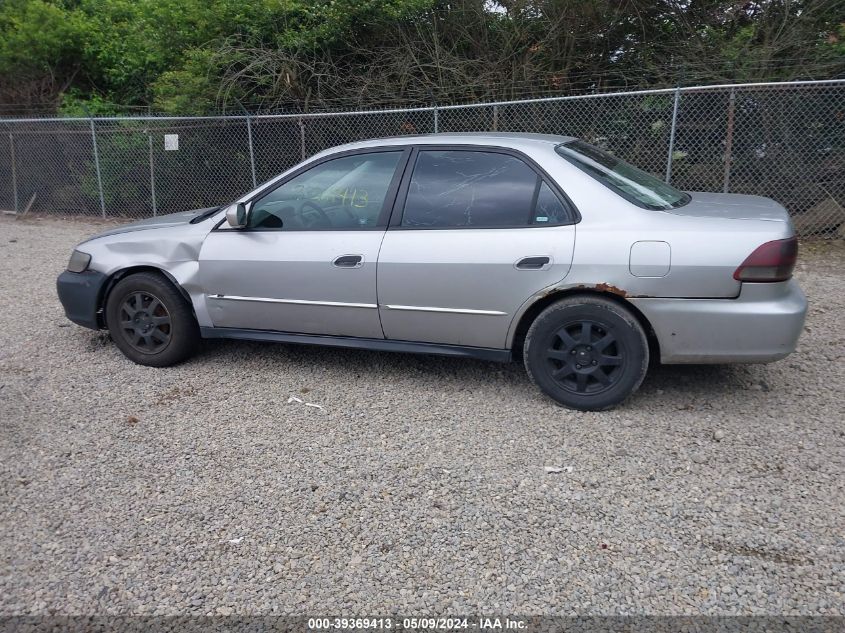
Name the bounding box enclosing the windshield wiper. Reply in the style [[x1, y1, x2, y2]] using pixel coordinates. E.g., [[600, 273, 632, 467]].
[[189, 206, 222, 224]]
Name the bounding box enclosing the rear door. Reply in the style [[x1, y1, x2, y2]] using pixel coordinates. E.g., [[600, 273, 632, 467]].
[[199, 148, 408, 338], [377, 146, 577, 349]]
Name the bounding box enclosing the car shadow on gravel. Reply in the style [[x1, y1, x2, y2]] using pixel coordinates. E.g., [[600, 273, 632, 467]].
[[199, 338, 756, 403], [640, 362, 767, 396], [202, 338, 524, 378]]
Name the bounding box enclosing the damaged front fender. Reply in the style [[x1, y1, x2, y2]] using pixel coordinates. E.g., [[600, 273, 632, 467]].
[[77, 218, 218, 328]]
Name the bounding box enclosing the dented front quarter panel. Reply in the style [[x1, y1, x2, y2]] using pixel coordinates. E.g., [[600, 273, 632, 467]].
[[77, 215, 222, 327]]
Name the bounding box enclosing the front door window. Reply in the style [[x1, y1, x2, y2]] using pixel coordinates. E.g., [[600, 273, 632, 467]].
[[249, 151, 403, 230]]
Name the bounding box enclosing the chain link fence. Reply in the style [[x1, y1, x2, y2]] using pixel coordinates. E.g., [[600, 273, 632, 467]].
[[1, 80, 843, 237]]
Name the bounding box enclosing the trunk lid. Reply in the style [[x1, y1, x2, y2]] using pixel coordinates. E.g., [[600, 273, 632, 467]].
[[669, 192, 791, 223]]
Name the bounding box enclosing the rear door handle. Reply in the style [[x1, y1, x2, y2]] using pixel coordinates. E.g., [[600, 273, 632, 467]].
[[333, 254, 363, 268], [515, 256, 551, 270]]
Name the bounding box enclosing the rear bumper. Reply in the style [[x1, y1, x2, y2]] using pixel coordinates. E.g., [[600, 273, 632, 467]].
[[56, 270, 108, 330], [630, 279, 807, 364]]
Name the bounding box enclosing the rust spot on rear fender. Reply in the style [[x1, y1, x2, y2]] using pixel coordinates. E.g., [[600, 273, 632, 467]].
[[594, 283, 628, 297], [540, 284, 653, 300]]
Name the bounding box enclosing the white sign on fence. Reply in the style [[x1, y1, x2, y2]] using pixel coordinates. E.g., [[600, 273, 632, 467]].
[[164, 134, 179, 151]]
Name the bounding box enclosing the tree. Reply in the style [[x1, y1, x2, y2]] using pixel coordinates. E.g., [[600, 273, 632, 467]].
[[0, 0, 842, 116], [0, 0, 87, 113]]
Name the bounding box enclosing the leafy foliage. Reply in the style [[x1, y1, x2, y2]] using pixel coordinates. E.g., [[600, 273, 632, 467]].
[[0, 0, 842, 115]]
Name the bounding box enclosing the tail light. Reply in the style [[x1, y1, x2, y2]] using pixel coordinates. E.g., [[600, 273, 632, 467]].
[[733, 237, 798, 282]]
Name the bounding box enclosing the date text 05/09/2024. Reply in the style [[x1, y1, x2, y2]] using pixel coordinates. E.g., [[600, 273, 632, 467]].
[[307, 618, 528, 630]]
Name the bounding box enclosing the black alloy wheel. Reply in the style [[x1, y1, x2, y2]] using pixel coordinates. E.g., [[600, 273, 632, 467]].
[[544, 319, 625, 395], [524, 296, 649, 411], [105, 272, 199, 367], [118, 291, 172, 354]]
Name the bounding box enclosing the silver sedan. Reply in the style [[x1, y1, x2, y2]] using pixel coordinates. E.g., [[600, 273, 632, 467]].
[[57, 133, 807, 410]]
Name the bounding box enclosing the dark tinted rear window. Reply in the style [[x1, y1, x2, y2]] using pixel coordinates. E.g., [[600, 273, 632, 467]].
[[556, 140, 690, 210], [401, 150, 540, 227]]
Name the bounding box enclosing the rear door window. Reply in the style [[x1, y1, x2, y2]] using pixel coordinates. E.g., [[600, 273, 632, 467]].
[[401, 150, 543, 228]]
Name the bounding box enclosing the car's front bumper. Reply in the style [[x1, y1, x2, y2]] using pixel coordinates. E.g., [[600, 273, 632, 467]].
[[56, 270, 108, 330], [630, 279, 807, 364]]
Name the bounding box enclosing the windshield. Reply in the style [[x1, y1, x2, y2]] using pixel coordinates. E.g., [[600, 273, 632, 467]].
[[555, 140, 690, 210]]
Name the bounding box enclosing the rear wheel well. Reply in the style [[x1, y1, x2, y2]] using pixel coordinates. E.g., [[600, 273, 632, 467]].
[[98, 266, 193, 327], [511, 289, 660, 364]]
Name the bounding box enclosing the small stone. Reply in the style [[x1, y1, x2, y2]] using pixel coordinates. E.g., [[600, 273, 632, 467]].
[[691, 453, 707, 464], [713, 429, 725, 441]]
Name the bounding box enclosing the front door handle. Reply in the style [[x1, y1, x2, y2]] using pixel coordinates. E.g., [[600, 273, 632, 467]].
[[516, 256, 550, 270], [333, 254, 363, 268]]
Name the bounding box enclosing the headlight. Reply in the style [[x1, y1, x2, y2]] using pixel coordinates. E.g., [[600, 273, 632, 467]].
[[67, 250, 92, 273]]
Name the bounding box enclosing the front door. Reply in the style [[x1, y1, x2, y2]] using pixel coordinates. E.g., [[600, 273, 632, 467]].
[[377, 147, 577, 349], [200, 149, 407, 338]]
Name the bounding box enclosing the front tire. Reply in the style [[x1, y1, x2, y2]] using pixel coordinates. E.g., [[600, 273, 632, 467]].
[[524, 296, 649, 411], [105, 272, 199, 367]]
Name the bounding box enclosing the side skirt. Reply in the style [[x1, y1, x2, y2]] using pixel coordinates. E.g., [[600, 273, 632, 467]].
[[199, 327, 512, 363]]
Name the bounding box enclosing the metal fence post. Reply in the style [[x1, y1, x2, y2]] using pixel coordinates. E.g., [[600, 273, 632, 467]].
[[235, 101, 257, 188], [147, 131, 157, 217], [9, 132, 18, 212], [298, 117, 306, 161], [664, 86, 681, 183], [245, 115, 257, 188], [722, 88, 736, 193], [433, 105, 439, 133], [492, 105, 499, 132], [83, 108, 106, 218]]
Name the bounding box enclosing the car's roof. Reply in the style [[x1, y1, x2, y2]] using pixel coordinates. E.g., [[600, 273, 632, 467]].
[[323, 132, 577, 155]]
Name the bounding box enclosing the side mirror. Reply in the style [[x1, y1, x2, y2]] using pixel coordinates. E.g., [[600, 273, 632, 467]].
[[226, 202, 249, 228]]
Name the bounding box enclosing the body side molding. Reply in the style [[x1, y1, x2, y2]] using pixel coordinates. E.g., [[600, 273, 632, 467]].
[[209, 294, 377, 309]]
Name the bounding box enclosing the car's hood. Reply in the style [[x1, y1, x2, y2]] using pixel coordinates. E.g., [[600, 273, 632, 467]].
[[668, 192, 790, 222], [82, 207, 217, 241]]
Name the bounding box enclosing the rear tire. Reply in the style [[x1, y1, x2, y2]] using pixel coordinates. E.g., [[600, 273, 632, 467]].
[[105, 272, 199, 367], [523, 296, 649, 411]]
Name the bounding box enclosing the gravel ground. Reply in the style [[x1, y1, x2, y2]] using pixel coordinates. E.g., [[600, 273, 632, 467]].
[[0, 215, 844, 616]]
